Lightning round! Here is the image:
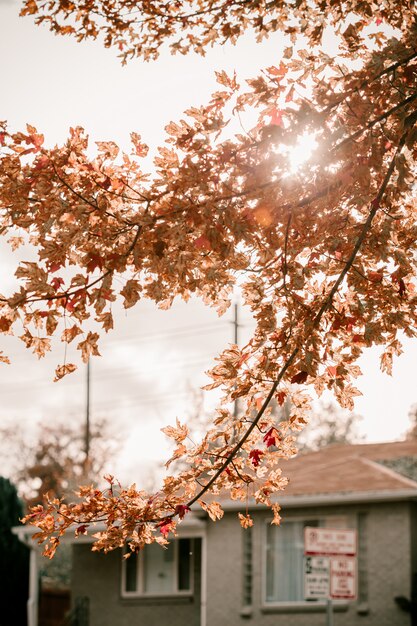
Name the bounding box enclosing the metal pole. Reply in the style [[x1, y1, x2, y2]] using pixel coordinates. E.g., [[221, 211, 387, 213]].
[[326, 598, 334, 626], [233, 303, 239, 419], [85, 358, 91, 467]]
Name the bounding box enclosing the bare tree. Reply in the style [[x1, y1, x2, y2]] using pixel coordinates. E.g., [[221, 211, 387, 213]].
[[0, 417, 121, 507], [297, 402, 364, 452]]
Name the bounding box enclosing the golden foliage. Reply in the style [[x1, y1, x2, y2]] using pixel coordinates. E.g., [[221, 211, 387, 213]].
[[0, 0, 415, 555]]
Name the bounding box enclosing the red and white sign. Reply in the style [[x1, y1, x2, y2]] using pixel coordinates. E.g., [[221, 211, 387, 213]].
[[304, 527, 357, 557], [330, 556, 356, 600], [304, 527, 357, 601]]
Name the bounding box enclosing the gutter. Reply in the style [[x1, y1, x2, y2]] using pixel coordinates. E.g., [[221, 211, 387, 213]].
[[220, 488, 417, 510]]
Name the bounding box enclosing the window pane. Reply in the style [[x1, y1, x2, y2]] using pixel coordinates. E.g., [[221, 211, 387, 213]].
[[266, 520, 319, 602], [125, 552, 137, 592], [178, 539, 192, 591], [143, 542, 175, 594]]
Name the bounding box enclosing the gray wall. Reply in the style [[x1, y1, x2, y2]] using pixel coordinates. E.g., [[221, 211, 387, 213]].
[[72, 538, 201, 626], [71, 500, 414, 626], [205, 501, 412, 626]]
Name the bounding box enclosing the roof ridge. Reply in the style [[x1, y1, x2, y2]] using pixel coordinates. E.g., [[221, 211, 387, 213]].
[[359, 457, 417, 489]]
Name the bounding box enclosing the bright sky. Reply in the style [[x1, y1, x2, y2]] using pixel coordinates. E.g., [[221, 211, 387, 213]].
[[0, 0, 416, 483]]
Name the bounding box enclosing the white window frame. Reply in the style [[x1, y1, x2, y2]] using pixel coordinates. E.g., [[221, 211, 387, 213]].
[[262, 515, 351, 608], [121, 538, 195, 598]]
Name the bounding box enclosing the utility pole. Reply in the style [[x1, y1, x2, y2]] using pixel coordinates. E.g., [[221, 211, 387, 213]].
[[233, 301, 239, 345], [85, 358, 91, 470], [232, 303, 240, 418]]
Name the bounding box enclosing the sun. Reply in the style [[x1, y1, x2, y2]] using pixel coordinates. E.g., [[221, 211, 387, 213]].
[[288, 132, 318, 172]]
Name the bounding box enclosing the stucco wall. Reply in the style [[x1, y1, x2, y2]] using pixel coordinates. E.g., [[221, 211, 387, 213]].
[[205, 501, 412, 626], [72, 538, 201, 626]]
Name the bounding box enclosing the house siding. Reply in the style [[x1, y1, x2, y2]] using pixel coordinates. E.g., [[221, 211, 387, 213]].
[[71, 539, 202, 626], [205, 501, 412, 626]]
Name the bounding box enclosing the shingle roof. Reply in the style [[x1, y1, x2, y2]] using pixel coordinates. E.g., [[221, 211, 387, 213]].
[[279, 439, 417, 497]]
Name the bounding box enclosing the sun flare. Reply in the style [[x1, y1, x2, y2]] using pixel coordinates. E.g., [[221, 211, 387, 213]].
[[288, 132, 318, 172]]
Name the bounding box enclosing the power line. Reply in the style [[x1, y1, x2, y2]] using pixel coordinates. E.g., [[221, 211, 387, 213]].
[[2, 320, 235, 367], [0, 355, 215, 396]]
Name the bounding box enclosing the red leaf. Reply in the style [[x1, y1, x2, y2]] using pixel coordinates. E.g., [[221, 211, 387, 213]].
[[276, 391, 286, 406], [249, 449, 264, 467], [290, 370, 308, 384], [51, 277, 65, 291], [75, 524, 88, 537], [193, 235, 211, 251], [174, 504, 191, 520], [267, 63, 287, 80], [0, 317, 12, 332], [263, 427, 280, 448], [48, 262, 62, 273], [368, 271, 383, 283], [86, 253, 103, 273], [157, 518, 175, 538], [270, 108, 284, 127]]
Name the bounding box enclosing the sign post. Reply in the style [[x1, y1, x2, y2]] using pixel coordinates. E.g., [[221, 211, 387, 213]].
[[304, 527, 357, 626]]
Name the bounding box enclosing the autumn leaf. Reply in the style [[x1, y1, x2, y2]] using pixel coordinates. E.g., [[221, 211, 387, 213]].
[[269, 107, 284, 127], [77, 332, 100, 363], [120, 279, 142, 309], [263, 427, 280, 448], [249, 449, 264, 468], [50, 277, 64, 291], [130, 132, 149, 157], [0, 351, 10, 364], [326, 366, 338, 378], [290, 371, 308, 385], [0, 317, 12, 332], [86, 254, 103, 274], [161, 418, 188, 443], [61, 326, 82, 344], [271, 504, 282, 526], [165, 443, 187, 468], [238, 513, 254, 528], [174, 504, 191, 520], [75, 524, 89, 537], [276, 391, 286, 406], [157, 518, 176, 538], [198, 501, 224, 522], [193, 235, 211, 251], [54, 363, 77, 381]]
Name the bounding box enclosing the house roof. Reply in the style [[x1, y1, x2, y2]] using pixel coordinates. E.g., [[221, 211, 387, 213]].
[[15, 440, 417, 546], [277, 439, 417, 498]]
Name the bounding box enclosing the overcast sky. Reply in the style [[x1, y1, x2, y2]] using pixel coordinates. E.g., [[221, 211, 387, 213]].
[[1, 0, 416, 484]]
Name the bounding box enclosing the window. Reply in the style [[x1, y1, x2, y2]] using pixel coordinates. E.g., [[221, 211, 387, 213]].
[[264, 517, 348, 604], [123, 538, 193, 596]]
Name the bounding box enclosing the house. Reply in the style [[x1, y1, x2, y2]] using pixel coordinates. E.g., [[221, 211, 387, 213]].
[[16, 439, 417, 626]]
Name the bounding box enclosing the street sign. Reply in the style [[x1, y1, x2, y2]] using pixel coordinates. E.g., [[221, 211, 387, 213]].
[[304, 527, 357, 556], [330, 556, 356, 600], [304, 527, 357, 603], [304, 556, 330, 599]]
